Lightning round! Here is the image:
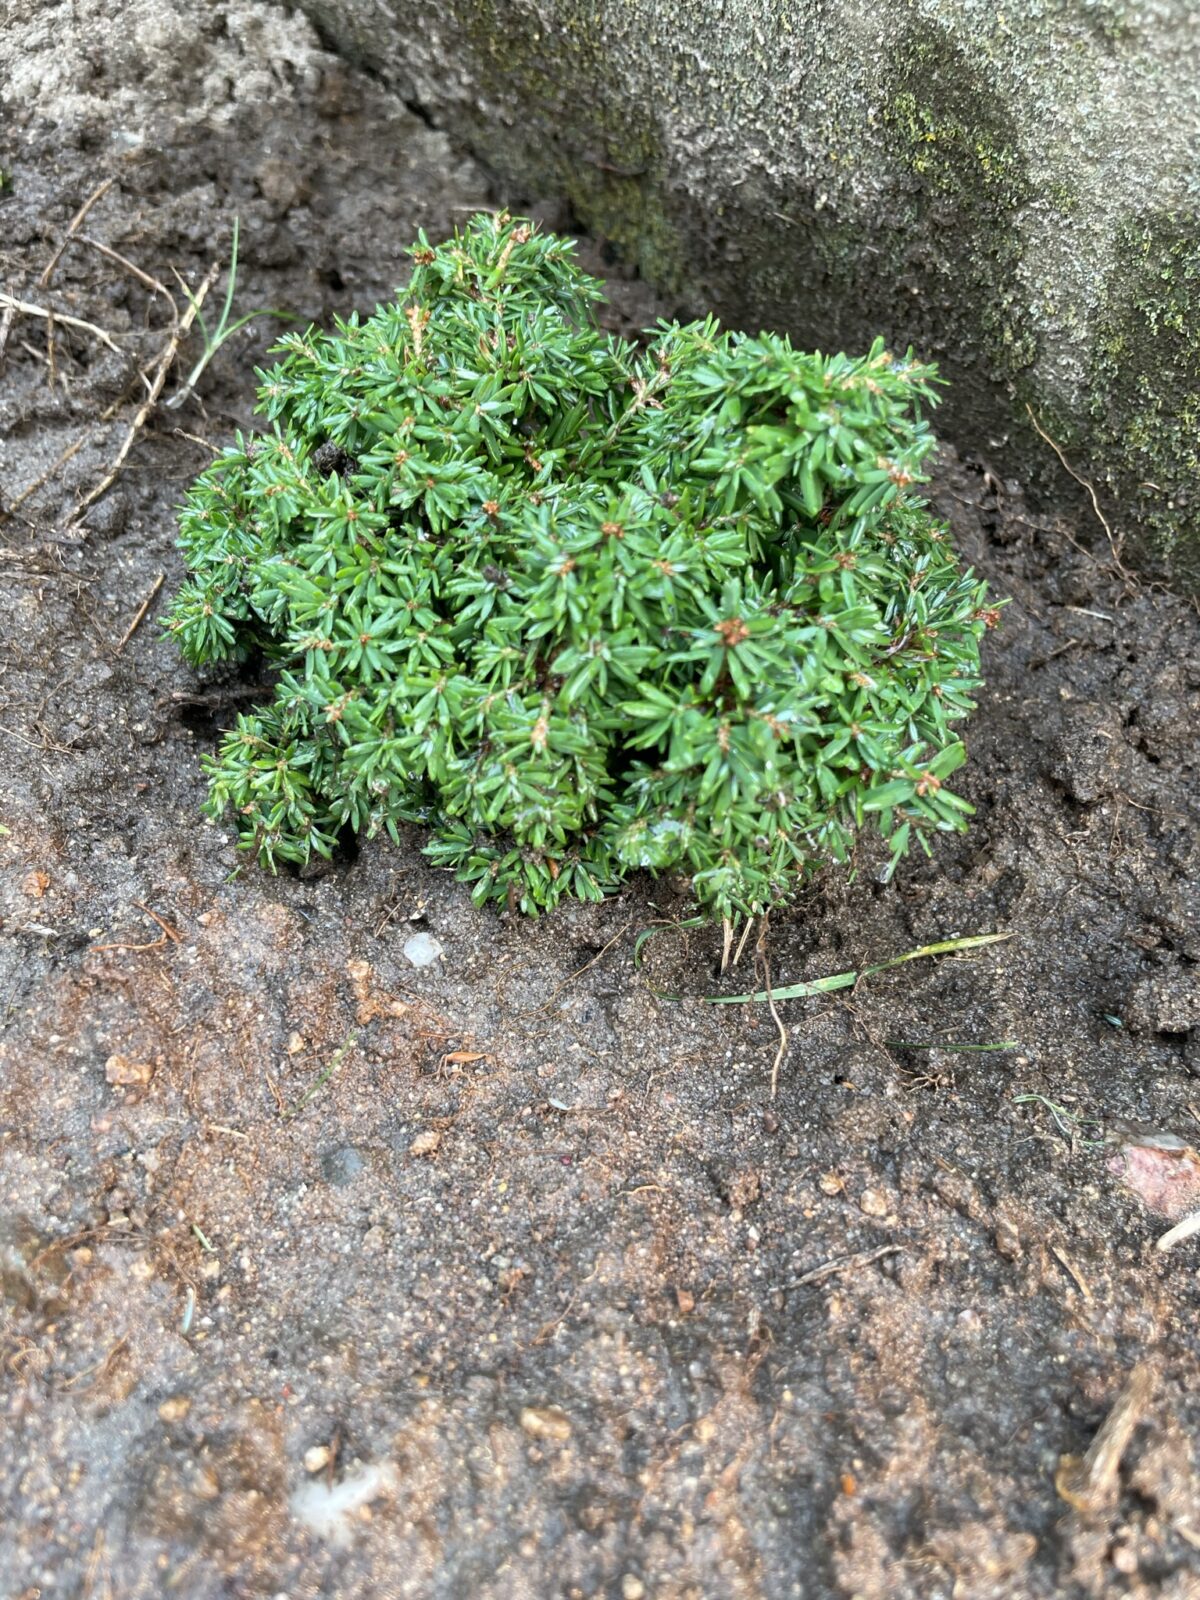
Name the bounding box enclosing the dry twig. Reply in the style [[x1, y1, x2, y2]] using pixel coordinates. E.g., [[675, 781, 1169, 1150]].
[[755, 915, 789, 1099], [0, 177, 115, 372], [75, 233, 176, 308], [1025, 402, 1130, 578], [71, 261, 219, 525], [114, 572, 165, 654], [0, 293, 123, 355], [38, 176, 115, 289]]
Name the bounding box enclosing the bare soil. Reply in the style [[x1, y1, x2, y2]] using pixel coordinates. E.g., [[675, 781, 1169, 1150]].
[[2, 6, 1199, 1597]]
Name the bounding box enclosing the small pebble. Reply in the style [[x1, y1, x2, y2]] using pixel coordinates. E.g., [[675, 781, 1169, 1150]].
[[409, 1129, 442, 1157], [858, 1188, 888, 1217], [403, 931, 443, 968], [304, 1444, 332, 1474], [519, 1405, 571, 1441], [158, 1396, 191, 1423], [995, 1217, 1022, 1259], [105, 1054, 154, 1087], [621, 1578, 646, 1600], [192, 1467, 221, 1500]]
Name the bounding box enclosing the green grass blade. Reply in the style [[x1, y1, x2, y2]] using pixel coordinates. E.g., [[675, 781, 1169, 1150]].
[[708, 968, 858, 1004], [706, 930, 1011, 1005], [217, 309, 298, 341], [213, 215, 240, 339], [860, 931, 1012, 977]]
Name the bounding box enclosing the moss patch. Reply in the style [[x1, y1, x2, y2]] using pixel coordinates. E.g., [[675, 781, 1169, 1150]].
[[446, 0, 688, 295], [1088, 210, 1200, 582], [296, 0, 1199, 586], [880, 22, 1038, 385]]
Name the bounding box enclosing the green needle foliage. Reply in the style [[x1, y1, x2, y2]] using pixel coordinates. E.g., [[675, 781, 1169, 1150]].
[[167, 211, 997, 919]]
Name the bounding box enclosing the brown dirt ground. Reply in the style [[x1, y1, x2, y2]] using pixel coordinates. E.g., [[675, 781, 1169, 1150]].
[[2, 5, 1199, 1597]]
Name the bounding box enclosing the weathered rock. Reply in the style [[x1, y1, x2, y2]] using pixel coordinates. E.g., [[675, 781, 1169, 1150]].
[[293, 0, 1200, 585], [320, 1145, 367, 1186]]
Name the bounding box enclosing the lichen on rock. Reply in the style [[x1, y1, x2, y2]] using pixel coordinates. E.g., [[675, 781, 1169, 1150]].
[[292, 0, 1200, 585]]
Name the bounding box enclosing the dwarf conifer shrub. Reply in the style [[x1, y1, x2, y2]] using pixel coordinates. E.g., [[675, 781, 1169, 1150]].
[[167, 212, 996, 919]]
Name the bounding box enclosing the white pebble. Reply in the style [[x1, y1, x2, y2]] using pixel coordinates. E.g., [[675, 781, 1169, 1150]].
[[290, 1463, 397, 1545], [403, 931, 444, 968]]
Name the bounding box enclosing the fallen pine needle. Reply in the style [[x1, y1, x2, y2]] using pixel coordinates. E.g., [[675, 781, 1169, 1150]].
[[1155, 1208, 1200, 1253], [282, 1031, 358, 1119], [888, 1039, 1018, 1052], [1056, 1362, 1155, 1515], [57, 1336, 128, 1392], [89, 900, 181, 953], [632, 914, 707, 971], [1012, 1093, 1105, 1149], [535, 919, 633, 1012], [7, 427, 95, 513], [790, 1244, 904, 1288], [1050, 1243, 1093, 1300], [4, 388, 131, 517], [76, 232, 177, 308], [133, 901, 182, 942]]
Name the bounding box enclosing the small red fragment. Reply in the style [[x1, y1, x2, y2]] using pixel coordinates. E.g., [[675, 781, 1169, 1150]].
[[1108, 1126, 1200, 1221]]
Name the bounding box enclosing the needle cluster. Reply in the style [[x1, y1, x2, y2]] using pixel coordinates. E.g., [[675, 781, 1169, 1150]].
[[168, 213, 995, 918]]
